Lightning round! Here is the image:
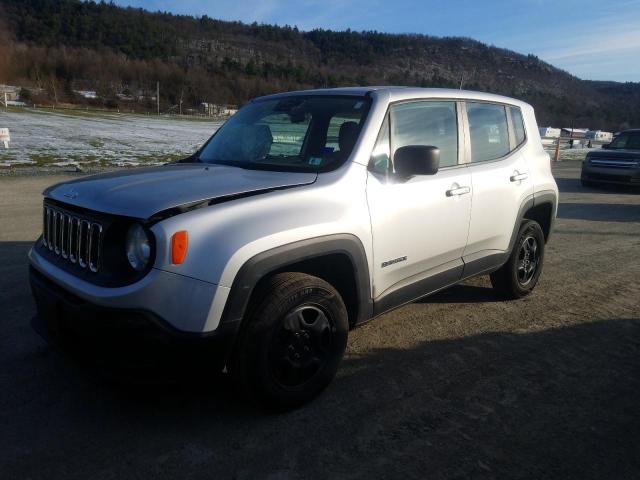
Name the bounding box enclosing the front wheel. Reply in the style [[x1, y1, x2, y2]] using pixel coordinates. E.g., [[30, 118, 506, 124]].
[[230, 272, 349, 410], [490, 220, 545, 299]]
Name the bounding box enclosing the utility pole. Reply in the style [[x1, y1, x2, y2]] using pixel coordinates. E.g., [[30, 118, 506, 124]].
[[156, 81, 160, 116]]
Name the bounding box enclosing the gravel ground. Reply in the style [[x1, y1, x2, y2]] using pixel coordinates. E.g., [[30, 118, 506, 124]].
[[1, 161, 639, 479]]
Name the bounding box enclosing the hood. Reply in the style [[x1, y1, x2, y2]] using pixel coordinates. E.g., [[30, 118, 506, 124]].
[[44, 164, 317, 219]]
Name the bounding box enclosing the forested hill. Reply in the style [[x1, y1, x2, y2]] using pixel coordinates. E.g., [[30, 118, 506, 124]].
[[1, 0, 639, 129]]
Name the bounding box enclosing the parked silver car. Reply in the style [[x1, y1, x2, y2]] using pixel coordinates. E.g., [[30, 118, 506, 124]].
[[30, 87, 558, 409]]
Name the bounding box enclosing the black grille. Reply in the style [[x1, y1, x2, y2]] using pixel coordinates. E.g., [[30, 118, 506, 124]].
[[42, 204, 103, 273], [590, 158, 639, 169]]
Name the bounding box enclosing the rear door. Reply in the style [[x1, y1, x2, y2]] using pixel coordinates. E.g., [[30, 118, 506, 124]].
[[462, 102, 533, 262], [367, 100, 472, 300]]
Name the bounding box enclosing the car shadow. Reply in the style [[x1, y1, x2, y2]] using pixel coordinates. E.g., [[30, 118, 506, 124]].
[[555, 177, 640, 195], [557, 202, 640, 222]]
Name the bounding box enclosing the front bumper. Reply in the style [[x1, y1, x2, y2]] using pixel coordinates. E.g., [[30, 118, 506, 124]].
[[581, 163, 640, 185], [30, 267, 240, 377], [29, 245, 231, 333]]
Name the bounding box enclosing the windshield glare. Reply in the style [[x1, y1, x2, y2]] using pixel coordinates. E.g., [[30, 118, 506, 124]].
[[198, 95, 370, 171], [608, 132, 640, 150]]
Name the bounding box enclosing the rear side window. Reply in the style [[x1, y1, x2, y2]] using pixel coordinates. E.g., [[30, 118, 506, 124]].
[[466, 103, 510, 162], [509, 106, 526, 146], [390, 101, 459, 168]]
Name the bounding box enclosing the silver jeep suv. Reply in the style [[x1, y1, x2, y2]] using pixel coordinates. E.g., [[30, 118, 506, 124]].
[[29, 87, 558, 409]]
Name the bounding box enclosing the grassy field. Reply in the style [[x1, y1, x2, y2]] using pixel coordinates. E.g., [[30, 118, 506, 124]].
[[0, 107, 222, 169]]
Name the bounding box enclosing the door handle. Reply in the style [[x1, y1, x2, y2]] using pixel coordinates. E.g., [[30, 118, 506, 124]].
[[446, 186, 471, 197], [510, 172, 528, 182]]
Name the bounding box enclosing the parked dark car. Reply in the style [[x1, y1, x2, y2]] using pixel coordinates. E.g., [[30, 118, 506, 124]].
[[581, 129, 640, 187]]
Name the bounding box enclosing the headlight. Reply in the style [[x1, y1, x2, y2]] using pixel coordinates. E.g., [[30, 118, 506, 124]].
[[125, 223, 151, 271]]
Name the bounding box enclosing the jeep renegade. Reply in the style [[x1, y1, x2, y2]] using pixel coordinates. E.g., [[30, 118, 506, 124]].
[[29, 87, 558, 409]]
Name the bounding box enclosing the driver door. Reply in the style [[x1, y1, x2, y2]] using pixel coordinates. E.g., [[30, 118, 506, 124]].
[[366, 101, 472, 304]]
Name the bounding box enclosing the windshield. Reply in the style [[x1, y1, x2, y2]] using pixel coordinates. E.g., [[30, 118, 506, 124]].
[[608, 132, 640, 150], [198, 95, 371, 172]]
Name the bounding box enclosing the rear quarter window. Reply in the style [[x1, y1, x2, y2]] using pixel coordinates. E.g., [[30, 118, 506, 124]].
[[509, 106, 526, 146]]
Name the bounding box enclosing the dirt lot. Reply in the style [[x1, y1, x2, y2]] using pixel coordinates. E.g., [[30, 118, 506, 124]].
[[1, 161, 639, 479]]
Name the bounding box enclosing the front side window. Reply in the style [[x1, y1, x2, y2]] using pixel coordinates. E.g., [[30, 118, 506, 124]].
[[390, 101, 459, 168], [466, 103, 510, 162], [609, 132, 640, 150], [198, 95, 370, 172]]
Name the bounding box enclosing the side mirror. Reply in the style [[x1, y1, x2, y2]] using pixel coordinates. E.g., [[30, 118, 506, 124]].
[[394, 145, 440, 176]]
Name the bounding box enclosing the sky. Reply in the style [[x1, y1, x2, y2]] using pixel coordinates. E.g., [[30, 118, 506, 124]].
[[112, 0, 640, 82]]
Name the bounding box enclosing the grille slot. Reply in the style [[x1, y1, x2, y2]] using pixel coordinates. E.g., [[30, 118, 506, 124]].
[[590, 158, 638, 169], [42, 205, 103, 273]]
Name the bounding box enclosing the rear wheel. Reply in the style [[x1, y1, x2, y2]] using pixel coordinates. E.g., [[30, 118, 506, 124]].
[[230, 272, 348, 410], [490, 220, 545, 299], [581, 178, 595, 188]]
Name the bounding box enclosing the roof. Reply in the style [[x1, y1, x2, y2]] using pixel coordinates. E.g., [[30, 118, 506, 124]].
[[254, 86, 531, 109], [0, 84, 21, 93]]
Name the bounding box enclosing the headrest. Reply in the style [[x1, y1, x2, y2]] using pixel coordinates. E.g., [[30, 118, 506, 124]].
[[338, 121, 359, 153]]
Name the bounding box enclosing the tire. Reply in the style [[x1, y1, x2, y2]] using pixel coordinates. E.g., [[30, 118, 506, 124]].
[[230, 272, 349, 410], [490, 220, 545, 299], [581, 178, 595, 188]]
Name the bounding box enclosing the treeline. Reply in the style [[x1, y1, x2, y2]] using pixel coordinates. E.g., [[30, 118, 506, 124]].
[[0, 0, 639, 129]]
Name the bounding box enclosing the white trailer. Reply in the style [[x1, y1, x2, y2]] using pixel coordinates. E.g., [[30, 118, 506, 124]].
[[539, 127, 561, 138], [586, 130, 613, 143]]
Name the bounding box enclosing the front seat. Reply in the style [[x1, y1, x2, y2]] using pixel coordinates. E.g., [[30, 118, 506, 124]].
[[336, 121, 359, 158], [325, 121, 360, 165]]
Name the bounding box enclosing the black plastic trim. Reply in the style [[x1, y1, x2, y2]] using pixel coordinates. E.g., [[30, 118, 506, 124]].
[[30, 266, 239, 373], [220, 234, 373, 327], [533, 190, 558, 242], [373, 264, 463, 317], [507, 195, 535, 252], [220, 194, 557, 330], [462, 252, 509, 278]]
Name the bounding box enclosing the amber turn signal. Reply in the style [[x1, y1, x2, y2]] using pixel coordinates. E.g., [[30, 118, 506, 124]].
[[171, 230, 188, 264]]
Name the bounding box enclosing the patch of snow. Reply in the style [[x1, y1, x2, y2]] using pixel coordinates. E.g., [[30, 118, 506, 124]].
[[0, 109, 220, 168]]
